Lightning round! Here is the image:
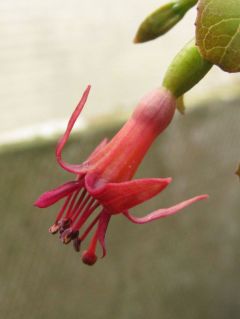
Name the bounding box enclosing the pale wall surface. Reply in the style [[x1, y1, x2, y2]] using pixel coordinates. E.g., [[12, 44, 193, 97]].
[[0, 0, 239, 142]]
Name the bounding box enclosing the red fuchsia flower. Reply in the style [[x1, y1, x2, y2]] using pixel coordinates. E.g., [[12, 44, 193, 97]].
[[35, 85, 208, 266]]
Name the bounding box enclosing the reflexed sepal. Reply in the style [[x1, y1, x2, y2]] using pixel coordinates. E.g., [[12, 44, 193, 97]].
[[55, 85, 91, 174], [85, 173, 172, 214], [34, 180, 83, 208], [124, 194, 208, 224]]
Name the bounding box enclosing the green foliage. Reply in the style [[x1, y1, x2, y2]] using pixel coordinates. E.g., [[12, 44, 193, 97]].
[[196, 0, 240, 73]]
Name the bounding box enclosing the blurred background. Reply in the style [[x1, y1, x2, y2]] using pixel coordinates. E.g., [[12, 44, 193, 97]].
[[0, 1, 240, 319]]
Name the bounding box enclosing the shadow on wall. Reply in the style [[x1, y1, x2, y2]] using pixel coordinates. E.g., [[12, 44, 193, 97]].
[[0, 98, 240, 319]]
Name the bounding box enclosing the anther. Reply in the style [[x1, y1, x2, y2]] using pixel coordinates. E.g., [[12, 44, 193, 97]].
[[48, 223, 60, 234], [73, 238, 81, 252], [61, 228, 79, 244]]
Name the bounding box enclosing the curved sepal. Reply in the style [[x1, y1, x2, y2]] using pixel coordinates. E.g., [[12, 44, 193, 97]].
[[34, 180, 83, 208], [56, 85, 91, 174], [124, 194, 208, 224], [86, 174, 172, 213], [97, 210, 111, 258]]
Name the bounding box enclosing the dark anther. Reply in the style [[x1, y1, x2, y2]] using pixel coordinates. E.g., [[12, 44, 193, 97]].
[[61, 228, 79, 245], [73, 238, 81, 252]]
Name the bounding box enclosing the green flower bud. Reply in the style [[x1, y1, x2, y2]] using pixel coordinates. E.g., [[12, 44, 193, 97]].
[[196, 0, 240, 73], [134, 0, 198, 43], [162, 39, 213, 98]]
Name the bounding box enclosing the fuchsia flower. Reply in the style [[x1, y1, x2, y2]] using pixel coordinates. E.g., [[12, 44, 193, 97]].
[[35, 85, 208, 265]]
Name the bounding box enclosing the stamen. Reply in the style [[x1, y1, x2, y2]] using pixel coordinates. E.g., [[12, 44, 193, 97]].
[[73, 238, 81, 252], [50, 195, 73, 234], [55, 194, 72, 222], [71, 193, 92, 223], [73, 211, 101, 252], [69, 189, 87, 220], [80, 213, 101, 242], [49, 223, 60, 234], [61, 228, 79, 244], [65, 189, 82, 219], [59, 218, 71, 235], [72, 200, 100, 231]]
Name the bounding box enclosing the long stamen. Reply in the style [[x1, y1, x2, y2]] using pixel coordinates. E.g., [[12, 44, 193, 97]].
[[65, 189, 82, 219], [72, 200, 99, 231], [69, 189, 87, 221], [55, 194, 72, 222], [49, 192, 75, 234], [60, 189, 100, 245], [73, 213, 101, 252], [80, 213, 101, 242], [71, 193, 91, 223]]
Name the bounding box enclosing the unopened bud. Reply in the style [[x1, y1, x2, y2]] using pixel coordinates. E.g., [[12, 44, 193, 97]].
[[134, 0, 197, 43]]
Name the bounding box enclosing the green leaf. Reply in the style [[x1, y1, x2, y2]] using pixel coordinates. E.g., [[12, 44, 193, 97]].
[[196, 0, 240, 73]]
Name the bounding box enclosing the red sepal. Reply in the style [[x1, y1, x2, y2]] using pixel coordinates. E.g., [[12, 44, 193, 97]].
[[124, 195, 208, 224]]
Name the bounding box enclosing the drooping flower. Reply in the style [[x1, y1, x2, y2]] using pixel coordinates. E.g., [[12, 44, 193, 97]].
[[35, 85, 208, 265]]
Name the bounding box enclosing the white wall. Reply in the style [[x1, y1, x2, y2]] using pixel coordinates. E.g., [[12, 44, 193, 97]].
[[0, 0, 239, 143]]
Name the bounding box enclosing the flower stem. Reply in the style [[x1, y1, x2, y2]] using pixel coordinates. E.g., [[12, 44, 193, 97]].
[[162, 39, 213, 98]]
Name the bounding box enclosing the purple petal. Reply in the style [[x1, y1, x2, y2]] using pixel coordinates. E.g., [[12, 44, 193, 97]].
[[86, 175, 172, 213], [34, 180, 83, 208], [123, 194, 208, 224], [55, 85, 91, 174]]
